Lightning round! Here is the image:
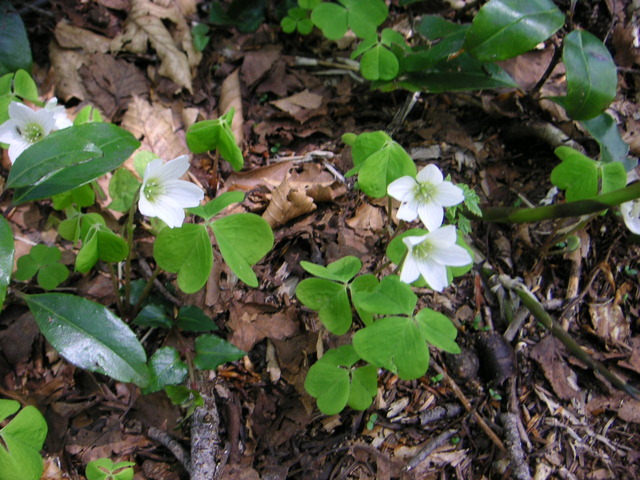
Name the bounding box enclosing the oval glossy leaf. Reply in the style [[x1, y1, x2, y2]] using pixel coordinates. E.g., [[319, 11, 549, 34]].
[[154, 223, 213, 294], [194, 334, 245, 370], [353, 316, 430, 380], [143, 347, 188, 394], [7, 123, 139, 205], [0, 216, 14, 310], [581, 113, 632, 168], [211, 213, 273, 287], [0, 400, 47, 480], [300, 256, 362, 283], [0, 2, 32, 76], [552, 30, 617, 120], [176, 305, 218, 332], [24, 293, 150, 387], [465, 0, 565, 61]]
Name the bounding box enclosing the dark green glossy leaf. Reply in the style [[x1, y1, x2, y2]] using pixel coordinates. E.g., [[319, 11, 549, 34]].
[[194, 334, 245, 370], [133, 304, 172, 329], [552, 30, 617, 120], [176, 305, 218, 332], [464, 0, 564, 61], [0, 216, 14, 310], [581, 113, 633, 168], [143, 347, 188, 394], [0, 1, 32, 76], [8, 123, 139, 205], [24, 293, 150, 386]]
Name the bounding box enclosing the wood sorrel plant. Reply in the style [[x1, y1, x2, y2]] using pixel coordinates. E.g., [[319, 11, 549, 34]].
[[0, 72, 273, 413]]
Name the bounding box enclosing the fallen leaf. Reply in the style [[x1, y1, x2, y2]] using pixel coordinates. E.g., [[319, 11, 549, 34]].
[[226, 161, 295, 191], [346, 202, 384, 231], [589, 301, 631, 346], [227, 303, 299, 352], [49, 41, 87, 101], [110, 0, 202, 92], [219, 69, 244, 144], [262, 174, 317, 228], [270, 89, 324, 123], [530, 336, 582, 401], [121, 96, 188, 160], [241, 45, 282, 87], [54, 20, 111, 53]]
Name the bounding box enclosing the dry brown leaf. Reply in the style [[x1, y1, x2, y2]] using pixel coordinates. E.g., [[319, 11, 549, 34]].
[[54, 21, 111, 53], [227, 304, 299, 352], [588, 302, 631, 345], [262, 174, 317, 228], [121, 95, 188, 160], [271, 89, 323, 117], [241, 44, 282, 87], [346, 202, 384, 231], [226, 161, 295, 191], [49, 41, 87, 101], [110, 0, 201, 92], [219, 69, 244, 144]]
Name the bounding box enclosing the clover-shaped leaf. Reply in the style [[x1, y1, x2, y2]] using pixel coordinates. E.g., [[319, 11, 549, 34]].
[[281, 7, 313, 34], [311, 0, 387, 40], [86, 458, 135, 480], [52, 184, 95, 210], [296, 278, 352, 334], [415, 308, 460, 354], [186, 110, 243, 171], [300, 256, 362, 283], [108, 167, 140, 213], [0, 399, 47, 480], [211, 213, 273, 287], [76, 216, 128, 273], [353, 316, 430, 380], [189, 191, 245, 221], [14, 244, 69, 290], [352, 275, 417, 316], [154, 223, 213, 294], [304, 345, 377, 415]]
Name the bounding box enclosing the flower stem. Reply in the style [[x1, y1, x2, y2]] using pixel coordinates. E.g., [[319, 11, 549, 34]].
[[107, 262, 125, 315], [123, 189, 141, 314], [481, 182, 640, 223], [130, 266, 161, 320]]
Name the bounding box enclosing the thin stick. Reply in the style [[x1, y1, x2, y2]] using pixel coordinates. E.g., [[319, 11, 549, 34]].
[[148, 427, 190, 471], [403, 429, 458, 472]]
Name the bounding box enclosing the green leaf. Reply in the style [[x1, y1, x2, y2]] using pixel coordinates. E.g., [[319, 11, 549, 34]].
[[154, 223, 213, 294], [24, 293, 150, 386], [14, 244, 68, 290], [192, 23, 210, 52], [415, 309, 460, 354], [143, 347, 189, 394], [464, 0, 564, 61], [296, 278, 352, 334], [600, 161, 627, 194], [52, 184, 95, 210], [176, 305, 218, 332], [12, 70, 38, 102], [194, 334, 245, 370], [352, 275, 417, 316], [133, 150, 158, 178], [311, 3, 348, 40], [86, 458, 135, 480], [300, 256, 362, 283], [353, 316, 430, 380], [550, 146, 598, 201], [360, 43, 399, 81], [304, 345, 375, 415], [73, 105, 103, 125], [133, 304, 172, 328], [7, 123, 140, 205], [356, 139, 417, 198], [76, 221, 128, 273], [581, 113, 633, 169], [0, 216, 15, 309], [0, 2, 32, 77], [188, 191, 245, 221], [408, 24, 468, 71], [349, 274, 378, 326], [0, 399, 47, 480], [186, 115, 244, 171], [211, 213, 273, 287], [551, 30, 617, 120], [342, 0, 388, 39], [348, 131, 391, 172], [108, 168, 140, 212]]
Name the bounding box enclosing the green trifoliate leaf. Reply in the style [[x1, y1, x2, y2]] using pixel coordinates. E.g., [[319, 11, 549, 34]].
[[415, 308, 460, 354], [76, 219, 128, 273], [310, 3, 348, 40], [296, 278, 352, 334], [14, 244, 69, 290], [352, 275, 417, 316], [186, 112, 243, 171], [154, 223, 213, 294], [86, 458, 135, 480], [73, 105, 103, 125], [108, 167, 140, 212], [189, 191, 245, 221], [550, 147, 599, 201], [300, 255, 362, 283], [52, 184, 95, 210], [349, 274, 379, 326]]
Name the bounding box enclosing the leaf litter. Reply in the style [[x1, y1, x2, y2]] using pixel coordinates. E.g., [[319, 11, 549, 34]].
[[2, 1, 640, 479]]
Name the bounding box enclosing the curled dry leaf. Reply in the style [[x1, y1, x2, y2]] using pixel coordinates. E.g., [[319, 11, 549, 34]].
[[49, 42, 87, 101], [262, 174, 317, 228], [219, 69, 244, 144], [110, 0, 202, 92], [121, 95, 188, 160]]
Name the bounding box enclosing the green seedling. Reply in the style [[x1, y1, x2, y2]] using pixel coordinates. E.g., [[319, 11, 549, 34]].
[[86, 458, 135, 480], [14, 244, 69, 290]]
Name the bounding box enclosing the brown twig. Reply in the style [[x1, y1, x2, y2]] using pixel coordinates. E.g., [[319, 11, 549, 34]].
[[403, 429, 458, 472]]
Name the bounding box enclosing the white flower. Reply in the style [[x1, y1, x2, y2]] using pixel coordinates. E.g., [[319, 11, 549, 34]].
[[43, 98, 73, 130], [399, 225, 472, 291], [0, 101, 59, 163], [138, 155, 205, 228], [621, 199, 640, 234], [387, 164, 464, 231]]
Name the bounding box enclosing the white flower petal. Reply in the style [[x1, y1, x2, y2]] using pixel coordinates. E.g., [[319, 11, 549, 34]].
[[425, 225, 457, 246], [143, 158, 165, 183], [418, 258, 448, 292], [396, 200, 419, 222], [400, 252, 421, 284], [8, 140, 30, 163], [416, 164, 443, 185], [431, 243, 472, 266], [403, 234, 429, 248], [163, 180, 205, 207], [8, 102, 36, 127], [417, 201, 444, 231], [621, 200, 640, 235], [0, 121, 22, 145], [387, 176, 418, 202], [156, 155, 191, 182], [434, 182, 464, 206]]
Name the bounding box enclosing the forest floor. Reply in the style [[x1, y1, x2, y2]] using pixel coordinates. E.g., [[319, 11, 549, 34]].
[[2, 0, 640, 479]]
